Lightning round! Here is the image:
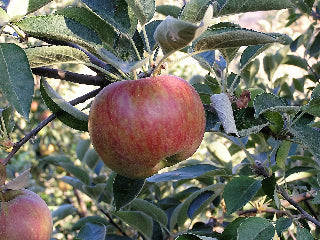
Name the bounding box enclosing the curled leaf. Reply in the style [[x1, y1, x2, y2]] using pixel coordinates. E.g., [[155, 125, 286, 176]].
[[5, 168, 30, 190], [210, 93, 239, 136]]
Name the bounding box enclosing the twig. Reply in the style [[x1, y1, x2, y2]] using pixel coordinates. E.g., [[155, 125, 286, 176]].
[[73, 188, 88, 218], [32, 67, 109, 86], [98, 206, 128, 237], [3, 88, 102, 165], [281, 189, 317, 208], [237, 207, 293, 217], [277, 185, 320, 227]]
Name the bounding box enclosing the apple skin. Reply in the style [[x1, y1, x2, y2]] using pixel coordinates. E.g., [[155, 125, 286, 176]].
[[88, 75, 206, 178], [0, 189, 53, 240]]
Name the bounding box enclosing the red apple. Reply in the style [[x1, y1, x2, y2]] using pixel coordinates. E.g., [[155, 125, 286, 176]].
[[0, 189, 53, 240], [88, 75, 206, 178]]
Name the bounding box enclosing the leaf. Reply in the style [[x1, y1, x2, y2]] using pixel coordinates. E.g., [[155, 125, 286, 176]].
[[0, 106, 15, 134], [130, 198, 168, 226], [60, 176, 84, 192], [220, 217, 247, 240], [25, 45, 90, 68], [261, 174, 276, 200], [302, 97, 320, 118], [211, 93, 239, 136], [193, 25, 290, 52], [176, 233, 218, 240], [124, 0, 155, 25], [234, 107, 269, 137], [155, 5, 180, 18], [76, 139, 91, 161], [154, 5, 213, 55], [296, 226, 313, 240], [5, 168, 30, 190], [55, 6, 115, 50], [147, 164, 217, 182], [289, 125, 320, 162], [253, 93, 300, 117], [16, 15, 103, 54], [0, 43, 34, 120], [113, 174, 145, 210], [72, 216, 110, 231], [237, 217, 275, 240], [52, 204, 77, 224], [276, 141, 292, 169], [82, 148, 100, 170], [82, 183, 106, 200], [76, 222, 106, 240], [176, 184, 224, 227], [98, 47, 149, 73], [40, 78, 89, 131], [179, 0, 213, 23], [309, 31, 320, 57], [216, 0, 294, 16], [81, 0, 137, 35], [223, 176, 262, 214], [0, 7, 9, 26], [240, 44, 271, 70], [112, 211, 153, 239], [187, 190, 215, 218], [275, 217, 292, 236]]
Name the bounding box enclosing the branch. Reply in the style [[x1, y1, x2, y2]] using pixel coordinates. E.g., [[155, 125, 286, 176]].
[[237, 207, 293, 217], [32, 67, 109, 86], [3, 88, 102, 165]]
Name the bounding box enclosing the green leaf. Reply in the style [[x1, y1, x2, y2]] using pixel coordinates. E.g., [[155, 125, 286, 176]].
[[302, 97, 320, 118], [155, 5, 180, 18], [16, 15, 103, 54], [76, 139, 91, 161], [40, 78, 89, 131], [130, 198, 168, 226], [77, 222, 106, 240], [194, 25, 290, 52], [60, 176, 84, 191], [113, 174, 145, 210], [296, 226, 313, 240], [289, 125, 320, 162], [55, 6, 115, 50], [220, 217, 247, 240], [147, 164, 217, 182], [25, 45, 90, 68], [309, 31, 320, 57], [179, 0, 212, 23], [282, 54, 308, 70], [27, 0, 52, 14], [223, 176, 262, 214], [240, 44, 271, 70], [83, 148, 100, 170], [154, 5, 213, 55], [112, 211, 153, 239], [217, 0, 294, 16], [275, 217, 292, 236], [261, 174, 276, 200], [124, 0, 155, 25], [253, 93, 300, 117], [72, 216, 110, 231], [52, 204, 77, 224], [0, 43, 34, 120], [81, 0, 137, 35], [234, 107, 269, 137], [177, 184, 224, 227], [0, 106, 15, 134], [237, 217, 275, 240], [82, 183, 106, 200], [276, 141, 292, 170]]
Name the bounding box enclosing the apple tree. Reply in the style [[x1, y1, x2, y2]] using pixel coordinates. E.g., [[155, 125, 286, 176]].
[[0, 0, 320, 239]]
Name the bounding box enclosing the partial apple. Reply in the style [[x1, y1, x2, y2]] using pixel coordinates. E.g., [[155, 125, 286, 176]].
[[88, 75, 206, 178], [0, 189, 53, 240]]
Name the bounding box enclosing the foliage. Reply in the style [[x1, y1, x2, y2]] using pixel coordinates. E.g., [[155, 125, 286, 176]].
[[0, 0, 319, 239]]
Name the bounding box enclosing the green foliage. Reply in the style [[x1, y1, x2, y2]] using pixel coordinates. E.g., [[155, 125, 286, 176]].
[[0, 0, 320, 239]]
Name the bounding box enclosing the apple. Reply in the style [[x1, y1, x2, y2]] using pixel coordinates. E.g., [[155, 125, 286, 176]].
[[88, 75, 206, 178], [0, 189, 53, 240]]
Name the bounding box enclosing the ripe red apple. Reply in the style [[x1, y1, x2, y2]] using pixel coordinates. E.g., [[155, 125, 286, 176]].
[[0, 189, 53, 240], [88, 75, 206, 178]]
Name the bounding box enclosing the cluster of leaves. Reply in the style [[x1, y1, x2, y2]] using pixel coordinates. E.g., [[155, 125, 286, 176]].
[[0, 0, 319, 239]]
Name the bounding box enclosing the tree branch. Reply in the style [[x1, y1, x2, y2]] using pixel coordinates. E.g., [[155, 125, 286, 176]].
[[3, 88, 102, 165], [32, 67, 109, 86]]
